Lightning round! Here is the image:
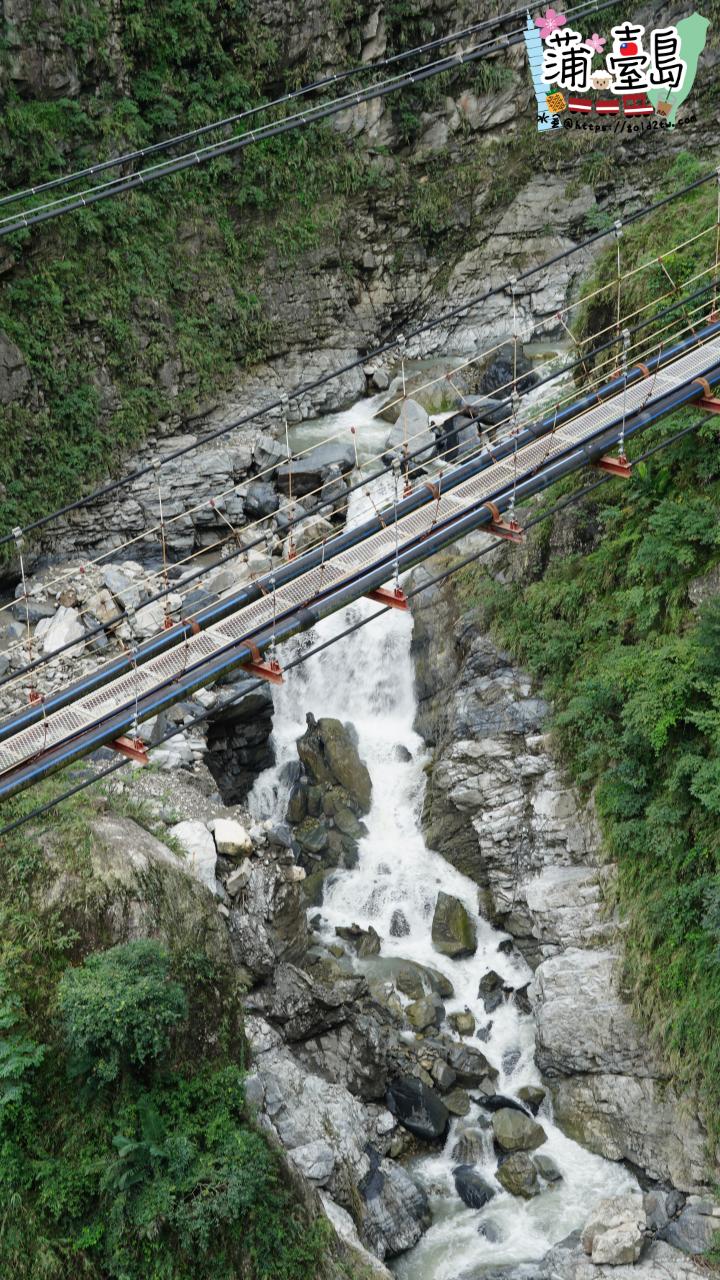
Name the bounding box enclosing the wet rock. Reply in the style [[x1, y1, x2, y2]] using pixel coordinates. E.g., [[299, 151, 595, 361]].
[[336, 923, 382, 958], [453, 1165, 496, 1210], [360, 1155, 431, 1261], [496, 1151, 541, 1199], [478, 970, 510, 1013], [581, 1194, 646, 1265], [513, 984, 532, 1016], [480, 1094, 530, 1117], [431, 1060, 457, 1093], [385, 1076, 449, 1142], [445, 1088, 471, 1117], [445, 1043, 498, 1089], [502, 1048, 521, 1076], [448, 1010, 475, 1036], [406, 995, 444, 1031], [517, 1085, 546, 1115], [394, 744, 412, 762], [492, 1108, 546, 1153], [249, 962, 366, 1041], [393, 960, 454, 1001], [533, 1153, 562, 1183], [277, 441, 355, 497], [431, 891, 477, 958], [298, 714, 372, 812], [480, 343, 539, 398], [451, 1125, 488, 1164], [390, 908, 410, 937], [225, 858, 252, 896], [243, 479, 279, 517]]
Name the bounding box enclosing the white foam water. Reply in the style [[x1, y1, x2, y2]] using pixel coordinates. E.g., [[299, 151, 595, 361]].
[[249, 398, 635, 1279]]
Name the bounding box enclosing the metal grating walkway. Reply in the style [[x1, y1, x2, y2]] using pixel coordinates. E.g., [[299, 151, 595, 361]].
[[1, 333, 718, 780]]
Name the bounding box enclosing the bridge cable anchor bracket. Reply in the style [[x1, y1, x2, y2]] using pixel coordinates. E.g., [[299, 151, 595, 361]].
[[110, 735, 150, 765], [366, 585, 408, 610], [482, 501, 525, 543], [242, 640, 284, 685]]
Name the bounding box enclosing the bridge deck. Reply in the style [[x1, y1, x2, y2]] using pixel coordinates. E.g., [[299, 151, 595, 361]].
[[1, 332, 719, 782]]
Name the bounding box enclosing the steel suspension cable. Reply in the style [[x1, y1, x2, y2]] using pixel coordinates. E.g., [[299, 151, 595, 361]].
[[0, 413, 709, 840], [2, 275, 717, 696]]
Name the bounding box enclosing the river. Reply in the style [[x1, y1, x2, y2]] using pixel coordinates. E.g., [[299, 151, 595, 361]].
[[249, 392, 634, 1277]]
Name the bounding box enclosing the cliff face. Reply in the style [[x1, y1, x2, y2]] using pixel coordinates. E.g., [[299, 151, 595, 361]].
[[410, 557, 715, 1195], [1, 0, 718, 574]]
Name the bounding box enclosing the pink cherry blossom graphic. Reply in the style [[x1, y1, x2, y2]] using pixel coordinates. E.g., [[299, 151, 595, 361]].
[[534, 7, 568, 39], [584, 32, 607, 54]]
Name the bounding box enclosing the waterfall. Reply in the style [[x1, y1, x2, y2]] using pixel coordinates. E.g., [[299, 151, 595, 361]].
[[249, 398, 635, 1278]]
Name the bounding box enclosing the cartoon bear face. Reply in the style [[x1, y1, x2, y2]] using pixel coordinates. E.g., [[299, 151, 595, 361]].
[[590, 70, 613, 90]]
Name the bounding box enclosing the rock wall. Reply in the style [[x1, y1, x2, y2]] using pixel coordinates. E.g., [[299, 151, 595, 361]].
[[410, 554, 715, 1193], [3, 2, 718, 574]]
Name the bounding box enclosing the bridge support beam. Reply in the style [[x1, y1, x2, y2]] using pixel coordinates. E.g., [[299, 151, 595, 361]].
[[698, 396, 720, 414], [110, 736, 150, 765], [366, 586, 408, 610], [593, 453, 632, 478]]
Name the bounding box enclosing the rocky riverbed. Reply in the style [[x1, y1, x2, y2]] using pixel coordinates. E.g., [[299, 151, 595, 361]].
[[4, 386, 719, 1279]]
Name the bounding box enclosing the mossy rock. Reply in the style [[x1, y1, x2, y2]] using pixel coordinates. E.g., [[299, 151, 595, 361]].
[[431, 892, 477, 959]]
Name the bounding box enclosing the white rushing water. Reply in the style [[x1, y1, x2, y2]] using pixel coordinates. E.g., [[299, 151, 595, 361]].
[[249, 395, 634, 1278]]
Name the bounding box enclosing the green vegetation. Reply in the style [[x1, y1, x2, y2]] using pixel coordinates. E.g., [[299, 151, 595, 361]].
[[457, 151, 720, 1128], [0, 0, 375, 549], [0, 785, 329, 1278]]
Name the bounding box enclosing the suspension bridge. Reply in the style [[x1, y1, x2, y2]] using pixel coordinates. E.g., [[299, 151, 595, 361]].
[[0, 2, 718, 830]]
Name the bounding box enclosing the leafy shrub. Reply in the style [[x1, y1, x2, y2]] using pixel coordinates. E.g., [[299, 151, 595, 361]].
[[58, 940, 188, 1082]]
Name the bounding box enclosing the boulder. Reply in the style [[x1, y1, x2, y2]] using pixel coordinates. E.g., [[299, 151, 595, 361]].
[[496, 1152, 541, 1199], [40, 605, 85, 656], [360, 1155, 431, 1260], [277, 442, 356, 497], [168, 820, 217, 893], [389, 909, 410, 937], [492, 1108, 546, 1153], [383, 399, 436, 465], [445, 1088, 471, 1117], [661, 1202, 716, 1255], [385, 1076, 449, 1142], [393, 960, 454, 1001], [431, 891, 477, 958], [517, 1084, 546, 1115], [533, 1153, 562, 1183], [453, 1165, 495, 1210], [336, 923, 382, 957], [103, 565, 143, 610], [406, 996, 443, 1031], [451, 1125, 488, 1164], [212, 818, 253, 856], [581, 1195, 646, 1266], [244, 479, 279, 517], [446, 1042, 498, 1089], [287, 514, 335, 557], [478, 969, 509, 1013], [225, 858, 252, 896], [431, 1060, 457, 1093], [448, 1010, 475, 1036], [298, 714, 372, 813], [249, 963, 366, 1042], [480, 1094, 530, 1117]]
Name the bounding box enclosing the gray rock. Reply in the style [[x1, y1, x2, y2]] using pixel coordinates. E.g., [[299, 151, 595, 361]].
[[496, 1152, 541, 1199], [385, 1076, 449, 1142], [453, 1165, 495, 1210], [360, 1156, 431, 1260], [406, 995, 443, 1031], [244, 479, 279, 516], [446, 1042, 498, 1089], [336, 923, 382, 958], [661, 1203, 716, 1255], [431, 891, 477, 958], [40, 606, 85, 656], [492, 1108, 546, 1153], [581, 1195, 646, 1266], [289, 1138, 335, 1183], [533, 1153, 562, 1183]]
